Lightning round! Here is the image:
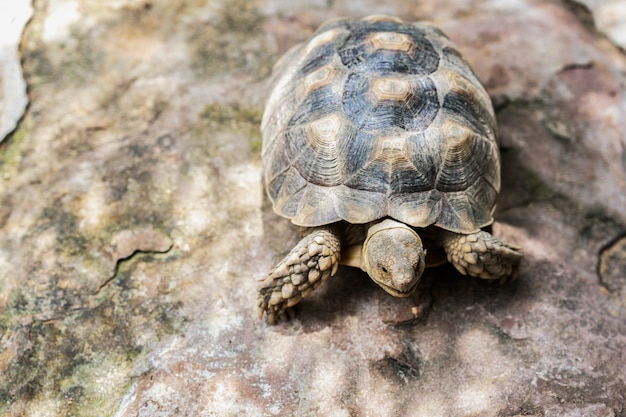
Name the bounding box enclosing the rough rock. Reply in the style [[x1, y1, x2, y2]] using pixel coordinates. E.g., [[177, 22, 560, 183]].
[[0, 0, 625, 416], [575, 0, 626, 50]]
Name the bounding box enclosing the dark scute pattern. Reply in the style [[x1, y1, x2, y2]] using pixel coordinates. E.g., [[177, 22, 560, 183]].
[[343, 132, 442, 196], [288, 86, 341, 127], [437, 193, 472, 229], [285, 123, 344, 187], [342, 73, 440, 131], [337, 23, 440, 75], [334, 186, 388, 225], [301, 43, 337, 74], [270, 167, 308, 218], [267, 170, 286, 201], [263, 134, 290, 182], [436, 134, 491, 192], [263, 17, 499, 228], [279, 187, 304, 218], [442, 46, 474, 77], [292, 184, 342, 226], [400, 133, 441, 192], [343, 158, 389, 193], [468, 179, 498, 220], [338, 129, 373, 183], [390, 164, 429, 194], [340, 47, 438, 75], [442, 91, 491, 137]]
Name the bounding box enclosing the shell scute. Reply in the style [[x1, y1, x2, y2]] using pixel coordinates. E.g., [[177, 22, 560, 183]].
[[287, 85, 342, 128], [342, 73, 440, 131], [287, 115, 344, 187], [301, 42, 337, 74], [338, 25, 440, 76], [262, 16, 499, 233]]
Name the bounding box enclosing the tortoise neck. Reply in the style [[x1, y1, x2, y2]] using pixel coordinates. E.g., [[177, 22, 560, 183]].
[[365, 219, 421, 242]]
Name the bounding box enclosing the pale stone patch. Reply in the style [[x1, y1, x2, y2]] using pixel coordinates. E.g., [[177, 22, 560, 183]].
[[0, 0, 32, 141]]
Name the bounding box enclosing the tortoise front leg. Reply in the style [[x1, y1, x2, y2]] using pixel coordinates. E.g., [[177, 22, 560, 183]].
[[441, 230, 522, 280], [258, 228, 341, 323]]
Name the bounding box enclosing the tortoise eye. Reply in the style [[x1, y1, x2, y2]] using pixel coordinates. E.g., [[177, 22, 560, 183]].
[[380, 265, 389, 274]]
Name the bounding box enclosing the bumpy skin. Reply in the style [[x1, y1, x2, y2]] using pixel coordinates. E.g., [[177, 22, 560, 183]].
[[258, 228, 341, 324], [441, 230, 523, 280]]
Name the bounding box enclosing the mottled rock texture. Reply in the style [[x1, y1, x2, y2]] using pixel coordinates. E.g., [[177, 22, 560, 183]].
[[1, 0, 625, 416]]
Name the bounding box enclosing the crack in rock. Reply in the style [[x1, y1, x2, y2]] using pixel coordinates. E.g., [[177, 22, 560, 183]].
[[598, 233, 626, 293], [96, 229, 173, 294]]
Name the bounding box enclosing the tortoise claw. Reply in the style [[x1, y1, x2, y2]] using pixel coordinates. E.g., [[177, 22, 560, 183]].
[[258, 228, 340, 323]]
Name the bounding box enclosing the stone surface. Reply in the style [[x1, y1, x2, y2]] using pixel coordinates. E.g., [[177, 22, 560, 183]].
[[1, 0, 625, 416], [576, 0, 626, 50]]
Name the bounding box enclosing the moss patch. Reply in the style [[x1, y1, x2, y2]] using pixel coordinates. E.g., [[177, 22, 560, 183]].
[[521, 169, 564, 203], [0, 114, 34, 181], [0, 251, 183, 415], [21, 0, 105, 88], [198, 101, 264, 156], [188, 0, 273, 78]]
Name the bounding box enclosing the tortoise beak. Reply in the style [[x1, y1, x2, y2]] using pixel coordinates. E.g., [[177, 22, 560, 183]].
[[376, 259, 423, 297]]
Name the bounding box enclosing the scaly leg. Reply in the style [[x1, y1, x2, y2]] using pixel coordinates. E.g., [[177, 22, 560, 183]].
[[258, 228, 341, 323], [441, 230, 522, 280]]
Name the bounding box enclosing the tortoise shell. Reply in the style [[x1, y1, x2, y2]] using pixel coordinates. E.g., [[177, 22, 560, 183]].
[[261, 15, 500, 234]]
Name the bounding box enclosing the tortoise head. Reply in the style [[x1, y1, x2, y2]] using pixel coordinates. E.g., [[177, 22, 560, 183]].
[[362, 219, 426, 297]]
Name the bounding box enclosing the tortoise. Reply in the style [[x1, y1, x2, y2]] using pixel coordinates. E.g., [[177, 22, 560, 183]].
[[258, 15, 522, 323]]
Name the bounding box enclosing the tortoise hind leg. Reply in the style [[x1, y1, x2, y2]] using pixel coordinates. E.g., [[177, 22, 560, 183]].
[[258, 228, 341, 323], [441, 230, 522, 280]]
